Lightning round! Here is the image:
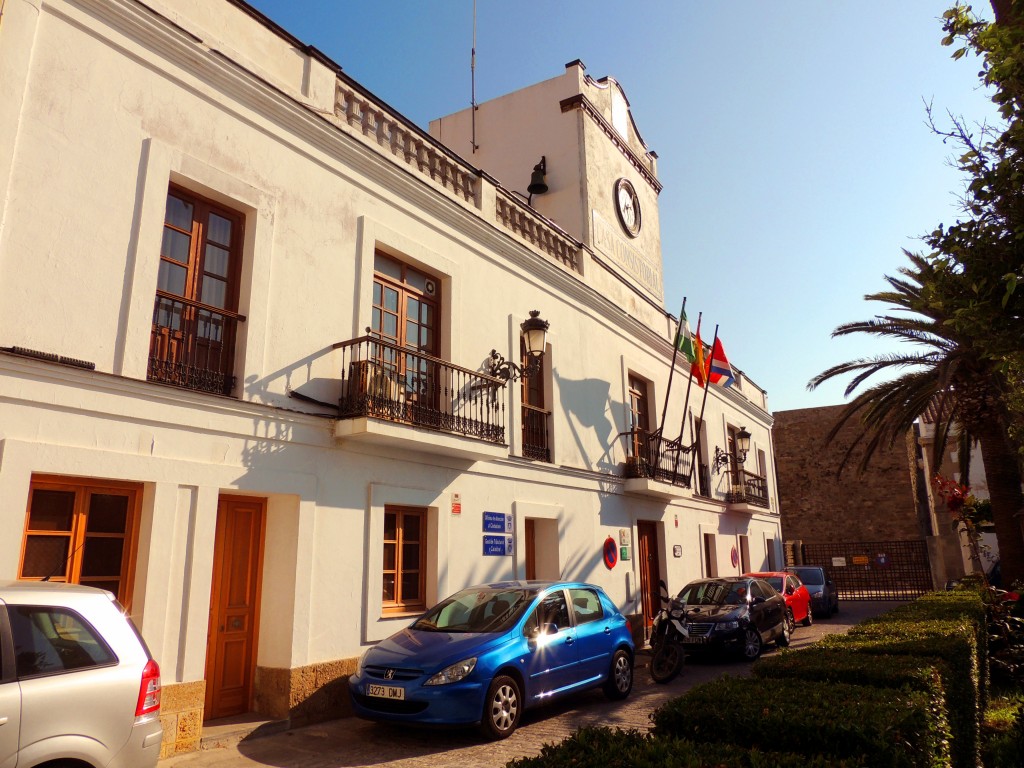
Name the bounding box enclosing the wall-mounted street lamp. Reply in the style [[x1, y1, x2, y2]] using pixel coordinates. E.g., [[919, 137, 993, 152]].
[[712, 426, 751, 474], [489, 311, 549, 383]]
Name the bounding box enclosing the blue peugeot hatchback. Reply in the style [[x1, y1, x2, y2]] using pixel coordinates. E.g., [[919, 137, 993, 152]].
[[348, 580, 635, 739]]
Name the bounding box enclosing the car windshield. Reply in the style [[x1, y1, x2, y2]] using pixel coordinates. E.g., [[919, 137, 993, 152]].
[[765, 576, 784, 592], [792, 568, 824, 586], [677, 580, 748, 606], [412, 588, 536, 633]]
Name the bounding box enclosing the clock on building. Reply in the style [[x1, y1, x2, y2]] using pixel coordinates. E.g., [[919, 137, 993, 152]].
[[614, 178, 641, 237]]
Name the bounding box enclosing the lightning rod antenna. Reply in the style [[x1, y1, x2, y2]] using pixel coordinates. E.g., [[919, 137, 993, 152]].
[[471, 0, 478, 153]]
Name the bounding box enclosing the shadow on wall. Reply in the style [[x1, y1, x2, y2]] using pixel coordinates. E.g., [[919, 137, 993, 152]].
[[553, 369, 621, 476], [244, 345, 342, 412]]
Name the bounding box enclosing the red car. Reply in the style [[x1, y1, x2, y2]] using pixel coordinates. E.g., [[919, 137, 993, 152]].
[[744, 571, 813, 628]]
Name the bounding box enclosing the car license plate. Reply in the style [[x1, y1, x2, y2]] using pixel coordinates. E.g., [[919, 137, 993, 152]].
[[683, 636, 708, 644], [367, 684, 405, 700]]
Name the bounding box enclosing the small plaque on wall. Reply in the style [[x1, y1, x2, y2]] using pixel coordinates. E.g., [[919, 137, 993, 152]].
[[673, 545, 682, 558]]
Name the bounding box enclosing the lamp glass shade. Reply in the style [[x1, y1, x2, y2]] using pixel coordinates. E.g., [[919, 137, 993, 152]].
[[521, 311, 549, 359], [736, 427, 752, 456]]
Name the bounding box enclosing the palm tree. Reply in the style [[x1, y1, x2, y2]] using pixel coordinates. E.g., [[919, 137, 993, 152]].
[[809, 251, 1024, 586]]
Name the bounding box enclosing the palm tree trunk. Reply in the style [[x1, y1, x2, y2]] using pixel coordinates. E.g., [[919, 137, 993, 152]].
[[977, 420, 1024, 586]]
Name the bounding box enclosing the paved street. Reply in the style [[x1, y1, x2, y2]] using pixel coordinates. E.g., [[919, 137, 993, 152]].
[[161, 601, 896, 768]]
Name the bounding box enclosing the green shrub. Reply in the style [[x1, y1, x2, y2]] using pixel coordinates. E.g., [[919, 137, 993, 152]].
[[864, 591, 988, 703], [817, 619, 979, 768], [651, 676, 948, 767], [504, 726, 868, 768], [753, 645, 948, 697]]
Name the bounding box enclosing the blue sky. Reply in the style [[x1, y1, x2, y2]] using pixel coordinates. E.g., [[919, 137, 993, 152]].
[[247, 1, 998, 413]]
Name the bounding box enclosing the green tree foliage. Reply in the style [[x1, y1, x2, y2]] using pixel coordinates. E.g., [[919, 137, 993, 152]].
[[809, 3, 1024, 585]]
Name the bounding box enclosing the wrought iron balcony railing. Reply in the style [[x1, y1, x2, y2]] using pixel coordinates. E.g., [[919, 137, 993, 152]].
[[621, 429, 694, 488], [148, 292, 243, 396], [335, 336, 506, 444], [725, 468, 770, 508], [522, 402, 551, 462]]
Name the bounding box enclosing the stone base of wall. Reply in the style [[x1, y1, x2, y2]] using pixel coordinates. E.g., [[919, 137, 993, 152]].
[[254, 657, 359, 727], [159, 680, 206, 758]]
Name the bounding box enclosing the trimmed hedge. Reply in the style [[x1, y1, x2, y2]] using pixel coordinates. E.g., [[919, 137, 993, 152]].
[[817, 619, 979, 768], [651, 676, 949, 767], [864, 590, 988, 704], [753, 645, 948, 698], [505, 726, 869, 768]]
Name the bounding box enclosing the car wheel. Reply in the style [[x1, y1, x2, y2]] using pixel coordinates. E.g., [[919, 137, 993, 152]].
[[603, 648, 634, 699], [479, 674, 522, 740], [802, 605, 813, 627], [776, 612, 792, 648], [741, 627, 763, 661]]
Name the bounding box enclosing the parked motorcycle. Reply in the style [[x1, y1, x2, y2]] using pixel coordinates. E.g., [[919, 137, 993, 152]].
[[649, 579, 688, 683]]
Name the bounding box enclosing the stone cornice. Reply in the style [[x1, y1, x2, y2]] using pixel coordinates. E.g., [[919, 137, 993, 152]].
[[560, 94, 663, 194]]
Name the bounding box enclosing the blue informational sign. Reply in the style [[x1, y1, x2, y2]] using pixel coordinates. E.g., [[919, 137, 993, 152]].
[[483, 535, 513, 556], [483, 511, 512, 533]]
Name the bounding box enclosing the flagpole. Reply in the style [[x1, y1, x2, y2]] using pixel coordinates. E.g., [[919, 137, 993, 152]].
[[654, 298, 687, 462], [692, 325, 720, 475]]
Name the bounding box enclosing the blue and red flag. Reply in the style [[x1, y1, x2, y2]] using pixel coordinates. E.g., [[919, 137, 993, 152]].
[[708, 337, 734, 387]]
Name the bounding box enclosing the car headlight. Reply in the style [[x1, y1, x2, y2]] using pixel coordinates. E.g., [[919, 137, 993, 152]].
[[811, 590, 824, 599], [424, 657, 477, 686], [717, 620, 739, 631]]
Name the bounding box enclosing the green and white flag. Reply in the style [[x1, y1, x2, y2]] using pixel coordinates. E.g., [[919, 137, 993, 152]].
[[675, 308, 696, 363]]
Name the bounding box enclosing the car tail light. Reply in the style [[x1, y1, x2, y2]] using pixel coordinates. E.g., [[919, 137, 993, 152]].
[[135, 659, 161, 722]]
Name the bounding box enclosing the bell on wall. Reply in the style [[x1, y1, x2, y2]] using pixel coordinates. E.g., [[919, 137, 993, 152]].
[[527, 156, 548, 198]]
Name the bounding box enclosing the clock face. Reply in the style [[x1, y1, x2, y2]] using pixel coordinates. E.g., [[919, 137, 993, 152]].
[[615, 178, 641, 237]]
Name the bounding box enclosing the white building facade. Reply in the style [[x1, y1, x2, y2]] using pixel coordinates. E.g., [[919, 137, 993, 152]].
[[0, 0, 781, 755]]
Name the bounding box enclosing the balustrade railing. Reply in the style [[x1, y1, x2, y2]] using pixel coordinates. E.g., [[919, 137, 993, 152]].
[[148, 292, 242, 396], [332, 82, 582, 275], [335, 336, 506, 444], [335, 82, 477, 203], [726, 468, 770, 508], [495, 191, 582, 273], [621, 429, 694, 488]]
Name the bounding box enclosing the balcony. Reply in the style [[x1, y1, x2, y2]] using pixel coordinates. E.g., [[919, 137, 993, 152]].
[[620, 429, 694, 500], [148, 293, 243, 396], [334, 336, 509, 462], [725, 468, 770, 512]]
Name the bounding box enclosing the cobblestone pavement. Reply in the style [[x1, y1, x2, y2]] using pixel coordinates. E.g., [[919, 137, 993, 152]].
[[160, 601, 896, 768]]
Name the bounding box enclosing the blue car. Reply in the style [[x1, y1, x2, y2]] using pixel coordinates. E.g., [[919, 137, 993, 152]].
[[348, 580, 635, 739]]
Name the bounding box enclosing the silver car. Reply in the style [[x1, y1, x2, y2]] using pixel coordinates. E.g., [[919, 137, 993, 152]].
[[0, 581, 162, 767]]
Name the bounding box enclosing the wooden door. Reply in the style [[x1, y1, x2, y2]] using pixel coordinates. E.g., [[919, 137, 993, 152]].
[[525, 519, 536, 580], [636, 521, 661, 635], [204, 496, 266, 721]]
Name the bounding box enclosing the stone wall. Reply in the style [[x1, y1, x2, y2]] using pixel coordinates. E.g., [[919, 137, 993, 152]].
[[159, 680, 205, 758], [773, 405, 921, 544], [255, 657, 359, 727]]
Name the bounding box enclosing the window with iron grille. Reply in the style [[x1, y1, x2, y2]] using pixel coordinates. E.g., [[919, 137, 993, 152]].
[[148, 186, 244, 396], [370, 252, 440, 409], [521, 338, 550, 461]]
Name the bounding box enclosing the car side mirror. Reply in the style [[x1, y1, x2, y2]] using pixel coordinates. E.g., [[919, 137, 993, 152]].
[[752, 596, 766, 604], [785, 586, 794, 596]]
